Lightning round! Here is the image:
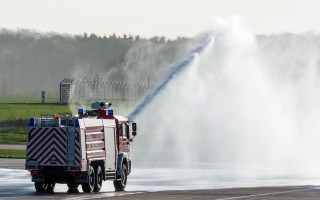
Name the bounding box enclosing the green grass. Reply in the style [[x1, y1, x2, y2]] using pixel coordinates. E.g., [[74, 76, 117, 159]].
[[0, 129, 27, 144], [0, 98, 59, 104], [0, 102, 71, 121], [0, 98, 137, 121], [0, 149, 25, 158]]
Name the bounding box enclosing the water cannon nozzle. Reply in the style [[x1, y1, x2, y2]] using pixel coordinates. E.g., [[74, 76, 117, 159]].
[[91, 102, 112, 110]]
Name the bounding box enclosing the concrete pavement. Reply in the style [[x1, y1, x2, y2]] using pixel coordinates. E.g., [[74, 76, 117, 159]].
[[0, 144, 25, 150]]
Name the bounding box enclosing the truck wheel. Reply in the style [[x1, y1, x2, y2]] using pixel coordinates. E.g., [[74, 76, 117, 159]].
[[113, 164, 127, 191], [67, 183, 79, 193], [46, 183, 55, 192], [82, 166, 95, 193], [94, 165, 103, 192], [34, 182, 48, 192]]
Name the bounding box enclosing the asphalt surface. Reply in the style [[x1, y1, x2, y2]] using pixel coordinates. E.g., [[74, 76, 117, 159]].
[[1, 159, 320, 199], [108, 186, 320, 200]]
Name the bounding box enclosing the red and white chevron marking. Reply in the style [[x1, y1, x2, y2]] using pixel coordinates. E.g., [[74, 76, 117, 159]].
[[74, 129, 81, 165], [26, 127, 67, 165]]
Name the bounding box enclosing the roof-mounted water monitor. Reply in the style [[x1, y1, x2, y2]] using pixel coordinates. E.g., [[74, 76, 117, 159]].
[[91, 102, 112, 110]]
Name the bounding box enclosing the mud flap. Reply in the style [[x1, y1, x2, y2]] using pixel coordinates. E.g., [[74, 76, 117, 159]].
[[75, 172, 89, 184]]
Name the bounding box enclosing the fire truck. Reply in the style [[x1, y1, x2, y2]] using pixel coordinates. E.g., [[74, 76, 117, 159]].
[[25, 102, 137, 193]]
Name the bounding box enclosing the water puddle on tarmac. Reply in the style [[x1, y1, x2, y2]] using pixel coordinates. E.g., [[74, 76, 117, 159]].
[[1, 165, 320, 199]]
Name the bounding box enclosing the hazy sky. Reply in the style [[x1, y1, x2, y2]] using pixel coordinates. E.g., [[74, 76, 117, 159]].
[[1, 0, 319, 38]]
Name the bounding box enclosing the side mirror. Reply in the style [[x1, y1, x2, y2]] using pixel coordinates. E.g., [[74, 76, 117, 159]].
[[132, 122, 137, 132], [132, 122, 137, 137]]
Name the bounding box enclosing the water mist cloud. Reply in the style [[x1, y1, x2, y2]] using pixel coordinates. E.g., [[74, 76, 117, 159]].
[[131, 18, 320, 182]]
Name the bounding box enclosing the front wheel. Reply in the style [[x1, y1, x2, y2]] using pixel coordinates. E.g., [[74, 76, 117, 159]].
[[82, 166, 95, 193], [113, 164, 127, 191], [94, 165, 103, 192]]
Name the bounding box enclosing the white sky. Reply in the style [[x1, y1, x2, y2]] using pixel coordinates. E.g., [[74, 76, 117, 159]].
[[0, 0, 320, 38]]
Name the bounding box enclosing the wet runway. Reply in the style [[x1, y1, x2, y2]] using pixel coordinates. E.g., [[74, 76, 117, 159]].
[[1, 159, 320, 199]]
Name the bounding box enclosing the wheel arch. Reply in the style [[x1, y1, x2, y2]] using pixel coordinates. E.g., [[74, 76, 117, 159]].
[[116, 153, 128, 177]]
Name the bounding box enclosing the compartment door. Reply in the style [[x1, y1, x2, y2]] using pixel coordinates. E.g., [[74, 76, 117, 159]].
[[104, 127, 116, 170]]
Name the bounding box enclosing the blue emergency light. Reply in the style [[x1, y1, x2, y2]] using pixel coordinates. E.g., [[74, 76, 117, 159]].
[[78, 109, 84, 114], [108, 110, 113, 116], [28, 118, 34, 126]]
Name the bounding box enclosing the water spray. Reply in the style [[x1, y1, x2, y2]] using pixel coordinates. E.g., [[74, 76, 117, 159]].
[[129, 18, 320, 187], [128, 33, 213, 120]]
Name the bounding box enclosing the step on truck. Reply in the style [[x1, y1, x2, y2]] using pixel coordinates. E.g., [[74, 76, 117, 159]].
[[25, 102, 137, 193]]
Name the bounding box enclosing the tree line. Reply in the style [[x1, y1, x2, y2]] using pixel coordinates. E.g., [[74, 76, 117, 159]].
[[0, 28, 191, 98]]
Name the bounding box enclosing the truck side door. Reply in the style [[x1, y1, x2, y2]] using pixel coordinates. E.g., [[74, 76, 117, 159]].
[[118, 123, 130, 156]]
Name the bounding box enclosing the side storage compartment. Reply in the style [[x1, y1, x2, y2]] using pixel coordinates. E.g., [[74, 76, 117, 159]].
[[103, 118, 118, 180]]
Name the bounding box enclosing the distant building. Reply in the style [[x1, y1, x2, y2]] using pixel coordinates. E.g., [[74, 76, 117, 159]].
[[60, 78, 74, 103]]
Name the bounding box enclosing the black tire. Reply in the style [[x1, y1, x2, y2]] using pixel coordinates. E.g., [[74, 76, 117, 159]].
[[67, 182, 79, 190], [34, 182, 55, 192], [46, 183, 55, 192], [113, 164, 127, 191], [82, 166, 95, 193], [94, 165, 103, 192], [35, 182, 47, 192], [67, 182, 79, 193]]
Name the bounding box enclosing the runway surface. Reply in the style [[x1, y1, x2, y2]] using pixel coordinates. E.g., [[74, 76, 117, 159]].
[[1, 159, 320, 199]]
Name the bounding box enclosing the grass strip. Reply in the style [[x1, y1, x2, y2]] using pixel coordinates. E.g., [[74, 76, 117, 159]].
[[0, 98, 59, 104], [0, 149, 25, 159], [0, 129, 27, 144], [0, 103, 71, 121]]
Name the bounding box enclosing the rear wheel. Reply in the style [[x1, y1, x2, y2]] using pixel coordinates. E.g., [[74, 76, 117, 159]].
[[35, 182, 47, 192], [46, 183, 55, 192], [35, 182, 55, 192], [82, 166, 95, 193], [94, 165, 103, 192], [113, 164, 127, 191]]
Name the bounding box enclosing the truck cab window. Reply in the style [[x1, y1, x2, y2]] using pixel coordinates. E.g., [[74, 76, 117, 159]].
[[119, 124, 123, 136], [119, 124, 128, 137], [122, 123, 128, 138]]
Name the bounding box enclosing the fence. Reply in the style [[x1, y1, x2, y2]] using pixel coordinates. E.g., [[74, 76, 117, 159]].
[[0, 119, 29, 129], [60, 75, 152, 103]]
